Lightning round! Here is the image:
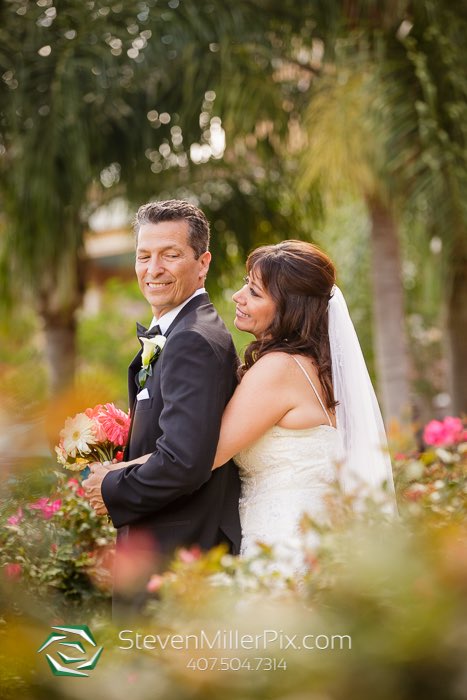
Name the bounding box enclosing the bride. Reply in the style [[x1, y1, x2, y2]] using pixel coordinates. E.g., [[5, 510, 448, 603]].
[[212, 240, 395, 567]]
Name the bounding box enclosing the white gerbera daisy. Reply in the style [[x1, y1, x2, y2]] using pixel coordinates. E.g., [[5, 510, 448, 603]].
[[60, 412, 95, 458]]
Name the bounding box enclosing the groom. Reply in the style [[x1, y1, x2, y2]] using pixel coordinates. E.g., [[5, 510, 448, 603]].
[[83, 200, 241, 593]]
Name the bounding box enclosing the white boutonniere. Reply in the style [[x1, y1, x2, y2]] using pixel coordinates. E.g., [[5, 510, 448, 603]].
[[137, 335, 166, 388]]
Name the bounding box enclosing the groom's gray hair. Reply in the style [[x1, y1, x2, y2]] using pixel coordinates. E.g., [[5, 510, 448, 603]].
[[134, 199, 210, 259]]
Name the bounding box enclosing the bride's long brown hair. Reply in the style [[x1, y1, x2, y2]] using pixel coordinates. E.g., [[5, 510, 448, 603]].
[[239, 240, 337, 411]]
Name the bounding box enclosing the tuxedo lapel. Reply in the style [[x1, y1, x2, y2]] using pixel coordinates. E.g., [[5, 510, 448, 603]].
[[126, 292, 210, 454], [128, 347, 143, 409], [164, 292, 210, 337]]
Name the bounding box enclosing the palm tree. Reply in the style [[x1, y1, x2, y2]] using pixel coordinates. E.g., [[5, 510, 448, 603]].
[[0, 0, 294, 394], [297, 0, 467, 419], [299, 66, 412, 425]]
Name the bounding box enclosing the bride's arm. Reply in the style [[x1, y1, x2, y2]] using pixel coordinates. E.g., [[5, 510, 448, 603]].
[[101, 453, 152, 471], [213, 353, 295, 469]]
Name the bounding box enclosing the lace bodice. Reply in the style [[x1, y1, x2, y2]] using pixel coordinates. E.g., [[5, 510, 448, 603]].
[[234, 423, 341, 572]]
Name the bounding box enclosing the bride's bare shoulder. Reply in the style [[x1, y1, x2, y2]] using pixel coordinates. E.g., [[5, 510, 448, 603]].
[[243, 352, 297, 381]]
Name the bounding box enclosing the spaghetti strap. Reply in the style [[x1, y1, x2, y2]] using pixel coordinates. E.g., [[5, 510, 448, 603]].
[[291, 356, 333, 427]]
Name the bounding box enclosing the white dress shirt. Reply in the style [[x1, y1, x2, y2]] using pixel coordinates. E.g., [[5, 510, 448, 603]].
[[148, 287, 207, 335]]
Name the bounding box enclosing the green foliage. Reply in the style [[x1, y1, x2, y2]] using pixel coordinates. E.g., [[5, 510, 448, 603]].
[[0, 310, 47, 418], [78, 278, 146, 405], [0, 424, 465, 697], [0, 473, 114, 618]]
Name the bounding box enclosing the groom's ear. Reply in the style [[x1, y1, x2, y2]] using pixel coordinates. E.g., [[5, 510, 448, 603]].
[[198, 251, 211, 279]]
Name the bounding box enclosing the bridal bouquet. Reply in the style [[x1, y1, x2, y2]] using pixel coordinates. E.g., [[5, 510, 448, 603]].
[[55, 403, 130, 472]]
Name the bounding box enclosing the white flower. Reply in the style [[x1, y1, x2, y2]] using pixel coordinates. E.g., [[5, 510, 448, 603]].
[[54, 445, 67, 465], [139, 335, 166, 369], [60, 412, 95, 458]]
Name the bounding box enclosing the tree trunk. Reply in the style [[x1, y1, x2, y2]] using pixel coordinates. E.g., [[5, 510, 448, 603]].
[[38, 245, 86, 397], [446, 233, 467, 414], [42, 314, 77, 397], [366, 195, 412, 426]]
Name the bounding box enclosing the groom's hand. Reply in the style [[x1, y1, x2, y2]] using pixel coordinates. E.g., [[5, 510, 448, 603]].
[[82, 463, 109, 516]]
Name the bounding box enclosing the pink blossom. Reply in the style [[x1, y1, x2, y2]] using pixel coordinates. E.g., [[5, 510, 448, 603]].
[[67, 478, 85, 498], [178, 545, 202, 564], [99, 403, 130, 446], [423, 416, 465, 447], [29, 497, 49, 511], [29, 497, 62, 519], [42, 499, 62, 519], [7, 507, 23, 526], [4, 563, 22, 580], [146, 574, 164, 593]]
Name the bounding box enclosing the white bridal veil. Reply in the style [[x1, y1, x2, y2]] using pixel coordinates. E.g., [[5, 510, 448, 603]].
[[328, 286, 396, 504]]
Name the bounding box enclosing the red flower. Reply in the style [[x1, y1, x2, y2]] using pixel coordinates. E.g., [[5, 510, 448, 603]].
[[4, 563, 22, 580], [67, 478, 85, 497]]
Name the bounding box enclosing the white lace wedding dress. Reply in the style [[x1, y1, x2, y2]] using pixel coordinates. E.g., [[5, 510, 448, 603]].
[[234, 357, 341, 576]]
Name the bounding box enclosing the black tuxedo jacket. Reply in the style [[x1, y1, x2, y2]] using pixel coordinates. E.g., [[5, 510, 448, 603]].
[[101, 293, 241, 560]]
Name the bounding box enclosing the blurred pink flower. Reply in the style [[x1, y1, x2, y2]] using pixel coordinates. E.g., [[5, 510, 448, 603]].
[[423, 416, 466, 446], [29, 497, 62, 519], [147, 574, 164, 593], [67, 478, 85, 498], [7, 507, 23, 526], [42, 499, 62, 519], [178, 545, 202, 564], [99, 403, 130, 446], [29, 497, 49, 511], [4, 563, 22, 580]]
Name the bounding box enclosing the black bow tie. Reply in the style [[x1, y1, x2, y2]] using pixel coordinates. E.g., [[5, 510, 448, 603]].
[[136, 322, 162, 342]]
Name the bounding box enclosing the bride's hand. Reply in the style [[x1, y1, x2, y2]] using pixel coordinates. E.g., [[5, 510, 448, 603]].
[[89, 459, 123, 472], [104, 453, 153, 470]]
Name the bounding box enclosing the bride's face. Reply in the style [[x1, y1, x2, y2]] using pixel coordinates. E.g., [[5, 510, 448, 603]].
[[232, 268, 277, 339]]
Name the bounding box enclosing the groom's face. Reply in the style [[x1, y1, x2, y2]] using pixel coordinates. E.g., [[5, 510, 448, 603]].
[[135, 219, 211, 319]]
